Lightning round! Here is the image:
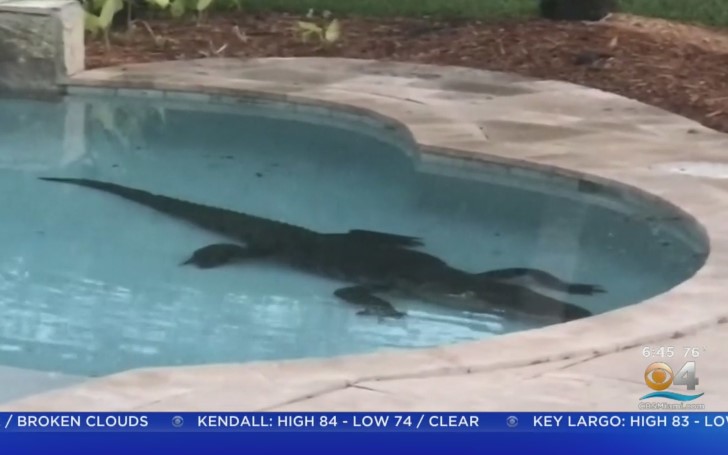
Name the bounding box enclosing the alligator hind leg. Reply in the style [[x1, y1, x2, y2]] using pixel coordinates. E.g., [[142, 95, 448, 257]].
[[334, 285, 406, 320], [181, 243, 270, 269], [475, 268, 606, 295]]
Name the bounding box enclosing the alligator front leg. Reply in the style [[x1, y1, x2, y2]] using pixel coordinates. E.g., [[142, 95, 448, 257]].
[[181, 243, 270, 269], [333, 285, 406, 320], [475, 268, 606, 295]]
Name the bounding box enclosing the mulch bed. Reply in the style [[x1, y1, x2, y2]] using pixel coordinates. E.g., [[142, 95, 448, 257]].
[[87, 12, 728, 133]]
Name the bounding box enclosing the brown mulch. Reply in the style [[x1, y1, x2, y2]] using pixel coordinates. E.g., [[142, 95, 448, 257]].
[[87, 12, 728, 133]]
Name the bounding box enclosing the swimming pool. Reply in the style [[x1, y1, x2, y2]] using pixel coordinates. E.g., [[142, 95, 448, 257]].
[[0, 93, 708, 377]]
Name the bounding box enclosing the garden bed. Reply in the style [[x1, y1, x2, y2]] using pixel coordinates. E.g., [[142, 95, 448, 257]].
[[86, 12, 728, 133]]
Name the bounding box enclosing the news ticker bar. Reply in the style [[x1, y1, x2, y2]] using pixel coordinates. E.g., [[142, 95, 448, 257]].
[[0, 413, 726, 432]]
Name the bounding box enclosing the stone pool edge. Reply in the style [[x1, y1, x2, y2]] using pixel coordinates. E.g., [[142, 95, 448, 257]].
[[3, 57, 728, 411]]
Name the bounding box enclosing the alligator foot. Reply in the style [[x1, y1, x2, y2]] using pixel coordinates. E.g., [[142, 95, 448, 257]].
[[475, 268, 606, 296], [334, 285, 406, 320], [181, 243, 269, 269]]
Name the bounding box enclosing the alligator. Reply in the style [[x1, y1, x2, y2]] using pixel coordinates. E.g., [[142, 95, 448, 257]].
[[39, 177, 605, 323]]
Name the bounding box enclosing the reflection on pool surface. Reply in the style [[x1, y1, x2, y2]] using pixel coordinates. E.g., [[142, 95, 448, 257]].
[[0, 94, 708, 376]]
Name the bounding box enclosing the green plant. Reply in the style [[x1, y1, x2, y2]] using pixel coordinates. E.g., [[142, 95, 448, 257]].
[[168, 0, 228, 24], [82, 0, 122, 49], [82, 0, 171, 48], [296, 9, 341, 45]]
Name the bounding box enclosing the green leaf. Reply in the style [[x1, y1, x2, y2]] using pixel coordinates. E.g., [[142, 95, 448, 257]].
[[324, 19, 340, 43], [147, 0, 170, 8], [297, 21, 322, 34], [91, 0, 107, 12], [98, 0, 123, 29], [84, 11, 101, 35], [296, 21, 324, 43], [195, 0, 212, 12], [169, 0, 185, 17]]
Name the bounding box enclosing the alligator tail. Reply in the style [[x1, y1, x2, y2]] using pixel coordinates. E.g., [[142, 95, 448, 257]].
[[39, 178, 424, 248], [38, 177, 296, 238]]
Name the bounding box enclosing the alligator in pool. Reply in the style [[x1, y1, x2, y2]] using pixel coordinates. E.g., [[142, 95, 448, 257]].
[[39, 177, 605, 323]]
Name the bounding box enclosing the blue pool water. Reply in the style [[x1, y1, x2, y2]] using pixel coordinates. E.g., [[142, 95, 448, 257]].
[[0, 94, 708, 377]]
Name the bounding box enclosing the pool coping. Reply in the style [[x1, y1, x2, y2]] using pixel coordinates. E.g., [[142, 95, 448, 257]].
[[3, 57, 728, 411]]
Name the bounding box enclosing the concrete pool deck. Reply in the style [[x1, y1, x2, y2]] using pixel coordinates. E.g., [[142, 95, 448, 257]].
[[1, 56, 727, 411]]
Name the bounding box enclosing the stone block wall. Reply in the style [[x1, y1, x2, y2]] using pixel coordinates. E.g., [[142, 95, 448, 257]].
[[0, 0, 84, 94]]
